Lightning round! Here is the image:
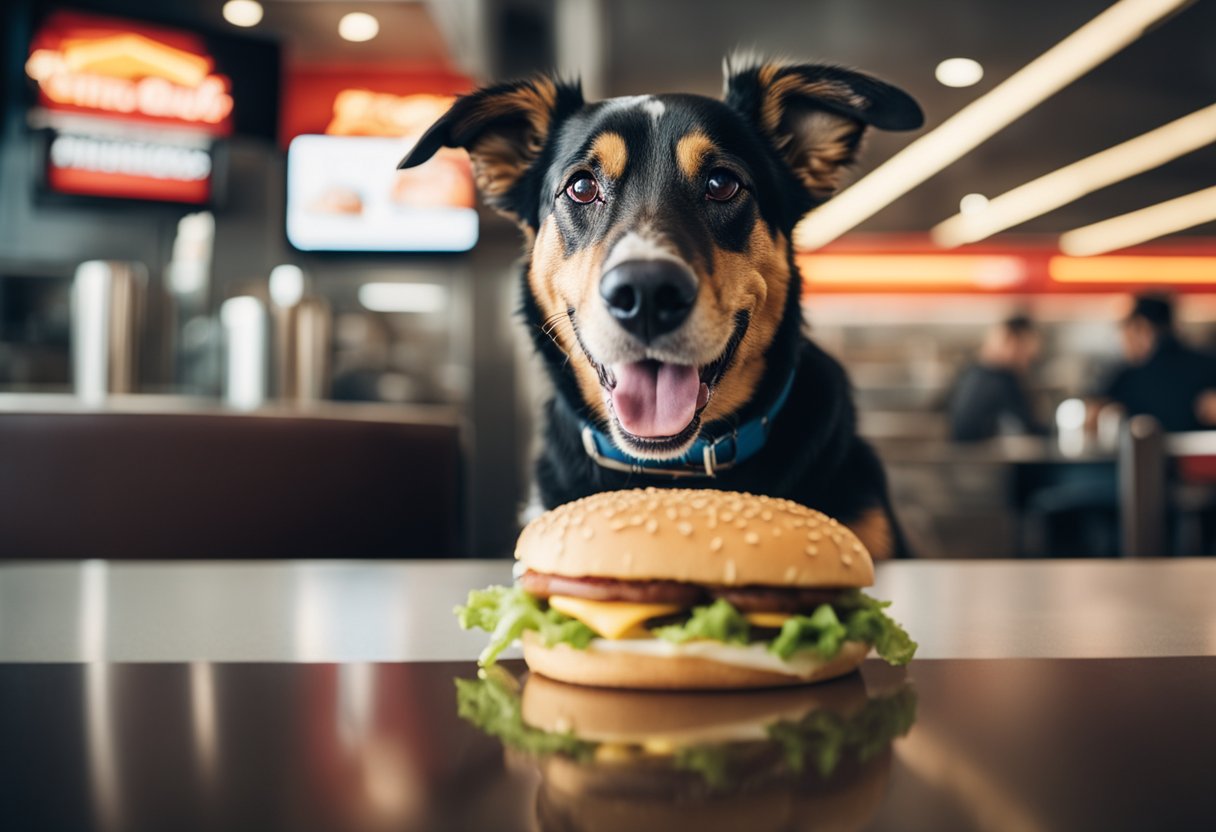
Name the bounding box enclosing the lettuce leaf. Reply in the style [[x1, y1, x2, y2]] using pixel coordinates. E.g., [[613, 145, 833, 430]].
[[653, 598, 751, 645], [456, 585, 596, 666], [768, 604, 849, 661], [837, 590, 918, 667], [455, 666, 596, 760]]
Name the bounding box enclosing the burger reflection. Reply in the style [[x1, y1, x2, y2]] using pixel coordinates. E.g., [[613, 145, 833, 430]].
[[457, 666, 917, 831]]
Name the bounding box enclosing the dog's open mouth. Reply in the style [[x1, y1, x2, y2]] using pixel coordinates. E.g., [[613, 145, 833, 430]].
[[580, 312, 749, 453]]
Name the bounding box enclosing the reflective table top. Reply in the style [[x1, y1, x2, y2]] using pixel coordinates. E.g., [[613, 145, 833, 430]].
[[3, 559, 1215, 830], [2, 658, 1212, 831]]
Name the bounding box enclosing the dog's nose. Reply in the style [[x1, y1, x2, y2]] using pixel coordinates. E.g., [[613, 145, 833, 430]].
[[599, 260, 697, 342]]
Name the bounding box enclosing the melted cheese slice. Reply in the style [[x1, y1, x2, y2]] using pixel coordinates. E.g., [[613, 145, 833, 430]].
[[745, 611, 795, 629], [549, 595, 682, 640]]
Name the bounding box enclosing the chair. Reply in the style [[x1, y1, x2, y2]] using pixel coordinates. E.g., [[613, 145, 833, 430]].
[[0, 403, 462, 558]]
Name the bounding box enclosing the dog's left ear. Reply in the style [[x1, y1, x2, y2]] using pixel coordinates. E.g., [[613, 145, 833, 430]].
[[724, 58, 923, 199], [399, 76, 584, 225]]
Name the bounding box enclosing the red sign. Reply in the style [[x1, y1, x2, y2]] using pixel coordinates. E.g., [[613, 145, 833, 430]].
[[46, 133, 211, 204], [27, 11, 233, 135]]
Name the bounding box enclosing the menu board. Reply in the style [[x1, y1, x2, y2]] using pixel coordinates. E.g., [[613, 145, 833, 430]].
[[25, 8, 278, 205]]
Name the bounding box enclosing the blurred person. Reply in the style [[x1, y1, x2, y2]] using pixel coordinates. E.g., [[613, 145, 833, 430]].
[[948, 314, 1047, 441], [1096, 294, 1216, 433]]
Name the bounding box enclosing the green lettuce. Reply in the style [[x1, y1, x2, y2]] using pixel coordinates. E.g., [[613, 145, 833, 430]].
[[455, 666, 596, 760], [654, 598, 750, 645], [650, 591, 916, 667], [456, 585, 596, 666]]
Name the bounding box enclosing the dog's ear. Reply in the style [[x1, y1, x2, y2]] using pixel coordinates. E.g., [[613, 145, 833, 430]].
[[399, 76, 583, 225], [723, 57, 922, 200]]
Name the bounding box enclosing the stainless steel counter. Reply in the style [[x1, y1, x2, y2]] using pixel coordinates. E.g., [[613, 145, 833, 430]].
[[2, 559, 1213, 663]]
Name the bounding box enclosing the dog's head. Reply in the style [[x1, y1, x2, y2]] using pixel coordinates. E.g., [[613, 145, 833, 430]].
[[402, 57, 921, 460]]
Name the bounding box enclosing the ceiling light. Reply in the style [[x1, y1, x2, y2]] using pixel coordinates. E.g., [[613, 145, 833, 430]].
[[358, 283, 447, 314], [959, 193, 990, 215], [339, 12, 380, 43], [1058, 185, 1216, 256], [935, 58, 984, 88], [1049, 255, 1216, 284], [794, 0, 1193, 251], [222, 0, 263, 28], [932, 103, 1216, 247]]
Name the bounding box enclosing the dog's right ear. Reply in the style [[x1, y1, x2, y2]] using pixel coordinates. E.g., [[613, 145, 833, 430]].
[[399, 76, 583, 226]]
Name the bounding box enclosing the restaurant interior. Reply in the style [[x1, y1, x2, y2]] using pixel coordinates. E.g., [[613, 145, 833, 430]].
[[1, 1, 1214, 830]]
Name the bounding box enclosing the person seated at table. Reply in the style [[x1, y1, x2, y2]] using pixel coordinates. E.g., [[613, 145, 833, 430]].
[[948, 314, 1047, 441], [1094, 293, 1216, 433]]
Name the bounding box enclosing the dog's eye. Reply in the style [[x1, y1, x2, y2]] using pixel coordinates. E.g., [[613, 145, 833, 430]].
[[705, 170, 741, 202], [565, 175, 600, 204]]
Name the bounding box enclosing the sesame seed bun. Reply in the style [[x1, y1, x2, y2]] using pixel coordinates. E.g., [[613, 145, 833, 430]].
[[516, 488, 874, 589], [522, 633, 869, 690]]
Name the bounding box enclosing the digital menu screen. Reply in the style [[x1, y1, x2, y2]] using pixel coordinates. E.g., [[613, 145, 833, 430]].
[[286, 135, 478, 253]]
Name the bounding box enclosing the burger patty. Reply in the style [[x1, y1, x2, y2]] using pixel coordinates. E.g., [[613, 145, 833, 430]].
[[519, 570, 842, 612]]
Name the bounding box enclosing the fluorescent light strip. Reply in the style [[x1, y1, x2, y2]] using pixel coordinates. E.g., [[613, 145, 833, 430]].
[[933, 103, 1216, 246], [1058, 184, 1216, 255], [358, 282, 447, 313], [794, 0, 1193, 251], [1049, 255, 1216, 283]]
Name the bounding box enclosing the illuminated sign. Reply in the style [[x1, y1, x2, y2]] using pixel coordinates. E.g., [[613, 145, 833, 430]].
[[46, 133, 212, 204], [26, 11, 234, 135], [325, 90, 454, 138]]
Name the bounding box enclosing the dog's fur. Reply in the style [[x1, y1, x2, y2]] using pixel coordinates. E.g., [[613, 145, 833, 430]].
[[402, 57, 923, 558]]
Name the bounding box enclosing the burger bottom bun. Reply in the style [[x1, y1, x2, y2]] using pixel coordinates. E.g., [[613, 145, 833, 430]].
[[521, 634, 869, 690]]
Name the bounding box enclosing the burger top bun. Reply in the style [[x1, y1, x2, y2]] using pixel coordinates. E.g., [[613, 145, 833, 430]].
[[516, 488, 874, 588]]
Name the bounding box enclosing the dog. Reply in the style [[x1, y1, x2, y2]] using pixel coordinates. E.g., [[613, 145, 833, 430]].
[[401, 56, 923, 558]]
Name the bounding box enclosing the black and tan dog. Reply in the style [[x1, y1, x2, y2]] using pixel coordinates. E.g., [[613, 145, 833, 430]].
[[401, 57, 923, 558]]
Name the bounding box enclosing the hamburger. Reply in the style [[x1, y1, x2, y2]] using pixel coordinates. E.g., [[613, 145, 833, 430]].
[[457, 489, 915, 689], [456, 666, 916, 832]]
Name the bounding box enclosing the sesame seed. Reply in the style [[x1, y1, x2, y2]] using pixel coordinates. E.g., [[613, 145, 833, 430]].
[[805, 545, 819, 557], [853, 542, 863, 552], [629, 515, 644, 526], [841, 553, 854, 567], [645, 518, 658, 534], [744, 531, 760, 545], [721, 512, 734, 523], [677, 521, 693, 536], [735, 518, 748, 529], [784, 566, 798, 583], [709, 536, 723, 552], [761, 510, 773, 521], [610, 519, 626, 531], [771, 527, 782, 537], [809, 530, 822, 541], [666, 507, 678, 520], [724, 560, 737, 582], [581, 527, 594, 540]]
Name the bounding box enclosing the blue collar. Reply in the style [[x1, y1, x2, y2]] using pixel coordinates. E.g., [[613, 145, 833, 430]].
[[580, 368, 797, 478]]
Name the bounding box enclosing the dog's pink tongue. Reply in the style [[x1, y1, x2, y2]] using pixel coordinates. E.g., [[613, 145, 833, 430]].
[[611, 361, 703, 438]]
